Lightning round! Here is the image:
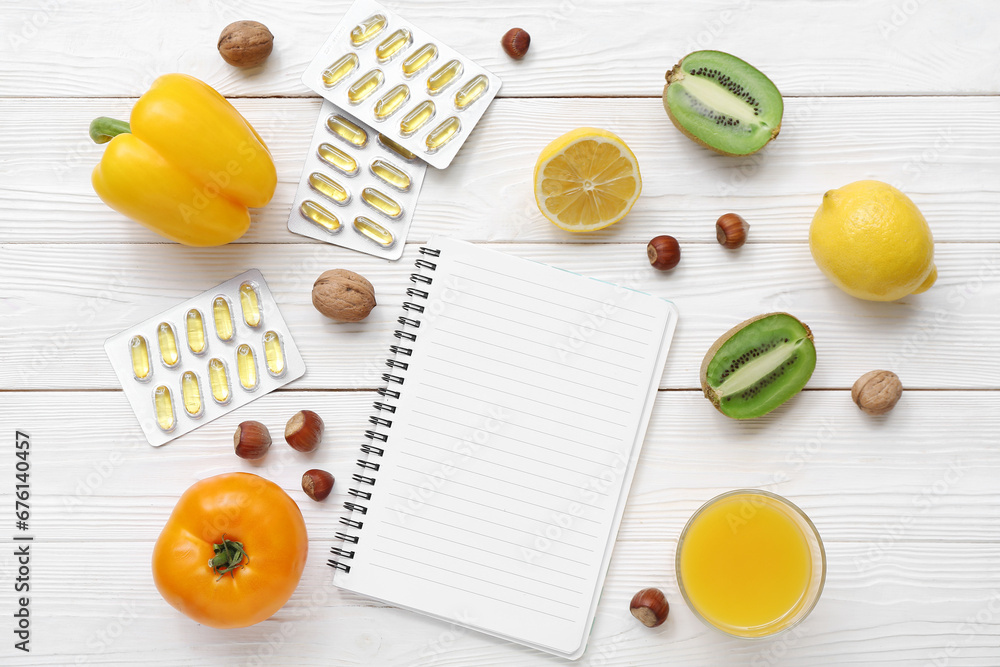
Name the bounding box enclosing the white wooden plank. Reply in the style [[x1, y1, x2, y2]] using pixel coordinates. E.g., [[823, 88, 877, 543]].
[[0, 97, 997, 243], [2, 390, 996, 544], [1, 1, 998, 97], [2, 242, 998, 390], [3, 539, 997, 665]]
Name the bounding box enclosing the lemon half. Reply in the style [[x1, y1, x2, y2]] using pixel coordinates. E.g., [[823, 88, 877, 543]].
[[533, 128, 642, 233]]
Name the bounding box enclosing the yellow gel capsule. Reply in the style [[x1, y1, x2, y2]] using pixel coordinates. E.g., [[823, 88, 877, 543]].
[[427, 59, 463, 95], [327, 114, 368, 148], [425, 116, 461, 153], [361, 187, 402, 219], [157, 322, 179, 367], [236, 344, 258, 391], [208, 358, 231, 405], [129, 335, 151, 381], [348, 69, 384, 105], [350, 13, 387, 46], [373, 84, 410, 120], [322, 53, 359, 88], [300, 200, 342, 234], [213, 296, 234, 341], [181, 370, 202, 417], [376, 28, 412, 62], [263, 330, 285, 377], [401, 43, 437, 77], [369, 158, 411, 192], [239, 282, 261, 328], [153, 385, 175, 432], [308, 172, 351, 206], [400, 100, 435, 137], [185, 309, 206, 354], [318, 142, 359, 176], [455, 74, 489, 110], [377, 134, 417, 161], [353, 215, 395, 247]]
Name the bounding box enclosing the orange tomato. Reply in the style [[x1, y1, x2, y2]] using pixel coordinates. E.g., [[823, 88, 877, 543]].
[[152, 472, 308, 628]]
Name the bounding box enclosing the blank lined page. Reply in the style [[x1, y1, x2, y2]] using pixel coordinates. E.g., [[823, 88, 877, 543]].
[[335, 238, 676, 658]]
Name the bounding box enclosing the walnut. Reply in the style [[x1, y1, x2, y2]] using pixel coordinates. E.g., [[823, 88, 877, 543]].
[[218, 21, 273, 68], [852, 370, 903, 415], [311, 269, 376, 322]]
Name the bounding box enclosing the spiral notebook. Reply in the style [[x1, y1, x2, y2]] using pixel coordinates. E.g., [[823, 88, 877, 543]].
[[328, 238, 678, 659]]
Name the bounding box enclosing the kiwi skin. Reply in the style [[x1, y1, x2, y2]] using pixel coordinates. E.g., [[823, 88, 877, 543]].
[[663, 52, 782, 157], [699, 312, 814, 419]]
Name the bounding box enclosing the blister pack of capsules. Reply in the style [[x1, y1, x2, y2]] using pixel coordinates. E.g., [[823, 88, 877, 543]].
[[287, 102, 427, 260], [104, 270, 305, 447], [302, 0, 502, 170]]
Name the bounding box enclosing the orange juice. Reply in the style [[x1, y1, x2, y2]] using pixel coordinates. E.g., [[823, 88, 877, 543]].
[[677, 490, 825, 638]]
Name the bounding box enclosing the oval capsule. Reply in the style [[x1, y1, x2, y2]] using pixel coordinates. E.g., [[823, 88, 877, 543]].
[[181, 370, 202, 418], [350, 13, 387, 46], [318, 142, 359, 176], [425, 117, 461, 153], [308, 172, 351, 206], [376, 28, 412, 62], [347, 69, 384, 105], [236, 344, 258, 391], [399, 100, 435, 137], [455, 74, 489, 110], [361, 187, 402, 219], [427, 60, 463, 95], [208, 358, 231, 405], [322, 53, 359, 88], [327, 114, 368, 148], [239, 282, 261, 328], [369, 158, 411, 192], [213, 296, 234, 341], [373, 84, 410, 120], [263, 331, 285, 377], [185, 309, 206, 354], [401, 43, 438, 77], [129, 335, 151, 382], [353, 216, 395, 248], [377, 134, 417, 161], [300, 200, 342, 234], [157, 322, 179, 367], [153, 385, 175, 432]]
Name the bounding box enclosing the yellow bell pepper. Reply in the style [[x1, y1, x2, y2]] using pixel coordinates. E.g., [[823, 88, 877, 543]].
[[90, 73, 277, 246]]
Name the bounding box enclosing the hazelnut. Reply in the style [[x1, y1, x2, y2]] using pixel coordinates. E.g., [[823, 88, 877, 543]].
[[312, 269, 376, 322], [629, 587, 669, 627], [501, 28, 530, 60], [301, 469, 335, 501], [647, 235, 681, 271], [852, 370, 903, 415], [716, 213, 750, 249], [234, 421, 271, 460], [285, 410, 324, 452], [218, 20, 274, 68]]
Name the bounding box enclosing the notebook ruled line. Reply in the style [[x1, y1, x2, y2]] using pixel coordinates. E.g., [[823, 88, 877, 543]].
[[369, 563, 578, 622], [385, 492, 596, 548], [393, 470, 603, 524], [383, 520, 590, 578], [377, 536, 586, 594], [452, 258, 660, 319]]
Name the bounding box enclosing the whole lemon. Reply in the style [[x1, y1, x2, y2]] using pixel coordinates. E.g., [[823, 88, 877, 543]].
[[809, 180, 936, 301]]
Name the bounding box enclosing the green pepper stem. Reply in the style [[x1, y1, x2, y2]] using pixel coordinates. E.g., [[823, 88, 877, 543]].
[[89, 117, 131, 144], [208, 534, 249, 580]]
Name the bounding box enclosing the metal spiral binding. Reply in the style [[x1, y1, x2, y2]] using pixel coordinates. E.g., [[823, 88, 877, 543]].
[[327, 245, 440, 574]]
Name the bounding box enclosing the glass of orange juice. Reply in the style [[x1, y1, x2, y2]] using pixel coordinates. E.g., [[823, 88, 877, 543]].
[[676, 489, 825, 638]]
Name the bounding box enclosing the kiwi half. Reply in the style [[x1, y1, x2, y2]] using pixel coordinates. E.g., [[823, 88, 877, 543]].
[[663, 51, 783, 156], [700, 313, 815, 419]]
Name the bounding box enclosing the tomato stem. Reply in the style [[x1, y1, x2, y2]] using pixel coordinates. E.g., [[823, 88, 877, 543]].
[[209, 534, 249, 580]]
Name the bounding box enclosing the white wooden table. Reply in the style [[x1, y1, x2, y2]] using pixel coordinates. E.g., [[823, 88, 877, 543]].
[[1, 1, 998, 664]]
